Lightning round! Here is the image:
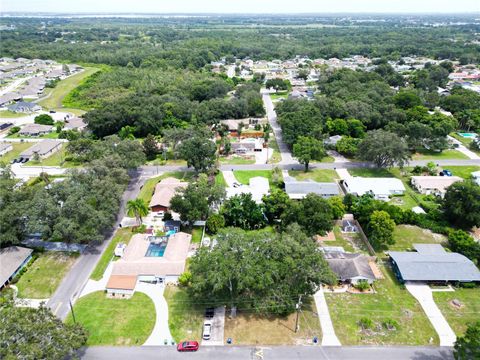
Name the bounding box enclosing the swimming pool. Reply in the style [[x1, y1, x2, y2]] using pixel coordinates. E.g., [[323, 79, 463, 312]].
[[145, 242, 167, 257], [457, 132, 478, 139]]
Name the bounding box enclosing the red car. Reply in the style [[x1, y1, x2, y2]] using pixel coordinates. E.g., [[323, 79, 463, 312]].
[[177, 341, 199, 352]]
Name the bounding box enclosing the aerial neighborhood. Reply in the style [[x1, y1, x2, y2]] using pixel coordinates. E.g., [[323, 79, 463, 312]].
[[0, 11, 479, 360]]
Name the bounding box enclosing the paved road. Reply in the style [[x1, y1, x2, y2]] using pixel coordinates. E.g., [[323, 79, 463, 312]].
[[47, 169, 146, 319], [80, 345, 454, 360], [262, 92, 297, 165]]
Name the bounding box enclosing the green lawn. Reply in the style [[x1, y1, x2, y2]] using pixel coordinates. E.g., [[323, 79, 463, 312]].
[[412, 149, 469, 160], [270, 91, 288, 101], [164, 286, 204, 343], [7, 131, 60, 139], [15, 252, 77, 298], [220, 156, 255, 165], [0, 110, 25, 118], [190, 226, 203, 244], [268, 137, 281, 163], [66, 291, 155, 346], [390, 225, 447, 252], [325, 265, 439, 345], [38, 67, 100, 110], [443, 166, 480, 179], [289, 169, 339, 183], [348, 168, 394, 178], [329, 226, 356, 252], [215, 172, 227, 187], [90, 228, 134, 280], [0, 142, 31, 164], [312, 155, 335, 163], [233, 170, 280, 186], [433, 288, 480, 336], [138, 171, 193, 204]]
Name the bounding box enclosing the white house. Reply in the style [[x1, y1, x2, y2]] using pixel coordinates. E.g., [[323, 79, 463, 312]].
[[343, 177, 405, 201], [411, 176, 463, 197]]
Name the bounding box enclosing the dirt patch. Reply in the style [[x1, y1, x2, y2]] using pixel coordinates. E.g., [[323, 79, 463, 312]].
[[449, 299, 464, 310]]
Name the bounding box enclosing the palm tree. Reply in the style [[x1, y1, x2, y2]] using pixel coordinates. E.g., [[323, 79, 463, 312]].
[[126, 198, 149, 226]]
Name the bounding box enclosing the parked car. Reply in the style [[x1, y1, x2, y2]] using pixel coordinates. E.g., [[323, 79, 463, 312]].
[[205, 307, 214, 319], [21, 158, 29, 163], [49, 110, 56, 113], [440, 169, 452, 177], [202, 321, 212, 340], [177, 341, 199, 352]]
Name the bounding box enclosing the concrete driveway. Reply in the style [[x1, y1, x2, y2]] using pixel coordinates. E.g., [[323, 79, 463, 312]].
[[313, 286, 341, 346], [447, 135, 480, 160], [405, 283, 456, 346], [202, 306, 226, 346]]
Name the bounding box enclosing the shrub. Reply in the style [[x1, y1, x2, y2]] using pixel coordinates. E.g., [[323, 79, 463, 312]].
[[178, 271, 192, 287], [206, 213, 225, 234], [132, 224, 147, 234], [34, 114, 54, 125], [383, 319, 399, 331], [358, 317, 373, 330], [354, 281, 370, 291], [8, 126, 20, 135], [163, 212, 173, 221]]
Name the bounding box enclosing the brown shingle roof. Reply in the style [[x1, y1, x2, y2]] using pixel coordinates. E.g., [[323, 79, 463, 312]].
[[149, 177, 188, 209], [106, 275, 137, 290]]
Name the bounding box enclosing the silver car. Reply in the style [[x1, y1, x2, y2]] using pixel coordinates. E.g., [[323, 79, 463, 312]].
[[202, 321, 212, 340]]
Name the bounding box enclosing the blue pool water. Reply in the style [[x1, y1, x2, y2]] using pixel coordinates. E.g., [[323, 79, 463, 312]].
[[145, 242, 167, 257], [458, 132, 477, 138]]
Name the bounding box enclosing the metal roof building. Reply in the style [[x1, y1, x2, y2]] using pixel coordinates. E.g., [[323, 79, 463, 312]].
[[389, 244, 480, 283], [285, 180, 339, 199]]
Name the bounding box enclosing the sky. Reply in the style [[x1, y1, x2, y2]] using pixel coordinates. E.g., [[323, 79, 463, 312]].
[[1, 0, 479, 14]]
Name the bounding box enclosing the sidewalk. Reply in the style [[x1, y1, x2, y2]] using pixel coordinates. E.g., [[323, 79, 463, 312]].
[[313, 286, 341, 346], [405, 283, 456, 346]]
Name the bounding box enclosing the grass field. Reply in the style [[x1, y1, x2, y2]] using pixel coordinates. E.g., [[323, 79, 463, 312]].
[[289, 169, 339, 183], [443, 166, 480, 179], [0, 142, 32, 164], [138, 171, 193, 204], [390, 225, 447, 252], [90, 228, 134, 280], [270, 91, 289, 101], [215, 172, 227, 187], [326, 265, 439, 345], [224, 298, 321, 345], [220, 156, 255, 165], [348, 168, 394, 178], [164, 286, 204, 343], [38, 67, 99, 110], [433, 287, 480, 336], [16, 252, 77, 298], [233, 170, 280, 186], [268, 137, 281, 163], [7, 132, 60, 139], [0, 110, 25, 118], [66, 291, 155, 346], [190, 226, 203, 244], [412, 149, 469, 160]]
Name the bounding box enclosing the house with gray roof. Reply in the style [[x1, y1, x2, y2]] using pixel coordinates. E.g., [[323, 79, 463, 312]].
[[64, 117, 87, 131], [19, 139, 62, 160], [19, 124, 52, 137], [389, 244, 480, 284], [285, 180, 339, 199], [0, 142, 13, 156], [323, 251, 377, 284], [0, 246, 33, 289], [7, 101, 41, 113]]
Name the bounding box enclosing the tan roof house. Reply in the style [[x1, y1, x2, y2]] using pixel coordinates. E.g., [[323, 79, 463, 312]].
[[149, 177, 188, 212], [411, 176, 463, 197]]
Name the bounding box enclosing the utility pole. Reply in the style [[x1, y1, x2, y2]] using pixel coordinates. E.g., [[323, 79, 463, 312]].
[[69, 299, 76, 324], [294, 295, 302, 333]]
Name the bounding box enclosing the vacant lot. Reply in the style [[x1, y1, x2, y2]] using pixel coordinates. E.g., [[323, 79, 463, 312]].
[[90, 228, 134, 280], [412, 149, 468, 160], [390, 225, 447, 252], [224, 297, 321, 345], [38, 67, 99, 110], [433, 288, 480, 336], [289, 169, 339, 183], [164, 286, 204, 343], [67, 291, 155, 346], [16, 252, 77, 298], [326, 265, 438, 345]]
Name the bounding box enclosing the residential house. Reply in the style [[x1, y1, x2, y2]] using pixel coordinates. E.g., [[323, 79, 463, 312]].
[[106, 232, 192, 298], [323, 250, 378, 285], [18, 124, 53, 137], [285, 180, 339, 199], [7, 101, 41, 113], [19, 139, 62, 160], [343, 177, 405, 201], [411, 176, 463, 197], [0, 122, 13, 131], [389, 244, 480, 284], [64, 117, 87, 131], [324, 135, 343, 146], [231, 138, 263, 155], [226, 176, 269, 204], [0, 246, 33, 289], [164, 220, 181, 233], [149, 177, 188, 212], [0, 142, 13, 156]]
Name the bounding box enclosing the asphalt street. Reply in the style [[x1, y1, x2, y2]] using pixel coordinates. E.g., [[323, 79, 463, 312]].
[[80, 346, 454, 360]]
